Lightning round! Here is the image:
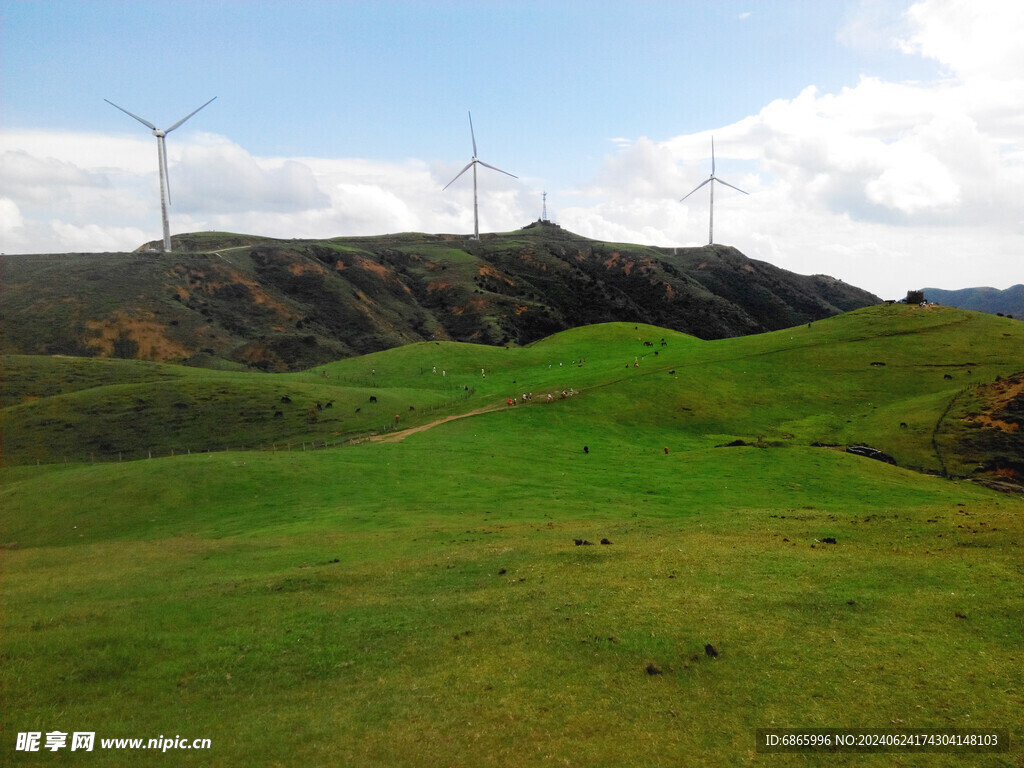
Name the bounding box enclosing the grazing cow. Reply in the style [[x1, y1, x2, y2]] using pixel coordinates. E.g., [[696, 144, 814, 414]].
[[280, 395, 291, 403], [316, 402, 323, 411], [900, 422, 908, 428], [325, 401, 333, 409], [274, 410, 283, 418], [583, 446, 589, 454], [409, 405, 415, 411], [369, 395, 377, 403], [355, 407, 361, 413], [943, 374, 953, 380]]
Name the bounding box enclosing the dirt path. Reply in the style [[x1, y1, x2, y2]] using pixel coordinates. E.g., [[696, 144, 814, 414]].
[[364, 403, 506, 443]]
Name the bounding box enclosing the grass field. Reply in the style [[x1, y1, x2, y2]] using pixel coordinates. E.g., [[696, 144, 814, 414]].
[[2, 304, 1023, 766]]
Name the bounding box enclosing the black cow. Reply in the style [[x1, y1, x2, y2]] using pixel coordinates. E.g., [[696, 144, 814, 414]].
[[280, 395, 292, 404], [369, 395, 377, 403]]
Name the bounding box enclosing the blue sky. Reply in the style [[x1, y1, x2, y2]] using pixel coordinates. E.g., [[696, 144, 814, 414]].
[[4, 2, 934, 173], [2, 0, 1021, 298]]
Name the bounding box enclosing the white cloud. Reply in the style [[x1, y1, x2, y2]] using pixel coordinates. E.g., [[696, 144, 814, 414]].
[[0, 197, 26, 237], [897, 0, 1024, 81], [173, 134, 329, 214], [48, 220, 150, 253]]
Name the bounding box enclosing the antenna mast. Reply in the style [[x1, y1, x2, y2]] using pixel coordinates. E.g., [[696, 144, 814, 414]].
[[541, 191, 549, 223]]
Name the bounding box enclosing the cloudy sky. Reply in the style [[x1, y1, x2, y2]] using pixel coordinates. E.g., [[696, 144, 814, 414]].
[[1, 0, 1021, 298]]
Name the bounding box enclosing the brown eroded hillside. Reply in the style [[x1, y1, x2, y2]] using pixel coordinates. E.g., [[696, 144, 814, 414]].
[[0, 223, 879, 370]]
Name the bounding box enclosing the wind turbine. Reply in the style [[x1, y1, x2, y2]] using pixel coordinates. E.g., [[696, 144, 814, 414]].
[[443, 112, 518, 240], [680, 137, 748, 245], [105, 97, 217, 253]]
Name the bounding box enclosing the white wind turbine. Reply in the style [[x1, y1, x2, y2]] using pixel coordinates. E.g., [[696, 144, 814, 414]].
[[680, 137, 748, 245], [443, 112, 518, 240], [105, 97, 217, 253]]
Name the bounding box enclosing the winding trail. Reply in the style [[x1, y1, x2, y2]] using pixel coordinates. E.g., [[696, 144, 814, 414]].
[[365, 403, 507, 443]]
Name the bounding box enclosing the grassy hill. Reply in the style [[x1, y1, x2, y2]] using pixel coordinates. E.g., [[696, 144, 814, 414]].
[[2, 304, 1023, 766], [3, 303, 1021, 480], [0, 224, 878, 371]]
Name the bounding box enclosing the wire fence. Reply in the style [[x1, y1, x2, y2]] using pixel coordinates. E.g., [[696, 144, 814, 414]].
[[19, 387, 480, 467]]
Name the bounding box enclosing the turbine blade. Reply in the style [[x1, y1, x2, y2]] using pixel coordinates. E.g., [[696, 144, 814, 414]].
[[711, 136, 716, 175], [476, 160, 517, 179], [713, 176, 749, 195], [166, 96, 217, 133], [443, 161, 475, 190], [680, 177, 712, 202], [468, 111, 477, 157], [104, 99, 157, 131]]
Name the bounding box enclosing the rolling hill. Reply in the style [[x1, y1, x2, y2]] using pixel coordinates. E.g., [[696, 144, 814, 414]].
[[0, 223, 878, 371], [2, 304, 1022, 483], [924, 284, 1024, 319], [3, 304, 1023, 766]]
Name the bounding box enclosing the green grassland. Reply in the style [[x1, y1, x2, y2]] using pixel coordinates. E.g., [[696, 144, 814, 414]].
[[2, 303, 1023, 767]]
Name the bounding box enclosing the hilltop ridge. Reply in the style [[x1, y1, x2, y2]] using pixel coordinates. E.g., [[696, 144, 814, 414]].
[[0, 224, 878, 370]]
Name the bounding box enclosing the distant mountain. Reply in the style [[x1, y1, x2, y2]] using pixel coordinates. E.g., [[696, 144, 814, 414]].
[[924, 285, 1024, 319], [0, 222, 879, 371]]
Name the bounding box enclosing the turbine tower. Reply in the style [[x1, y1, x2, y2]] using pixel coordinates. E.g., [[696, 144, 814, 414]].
[[105, 97, 217, 253], [680, 137, 748, 245], [443, 112, 517, 240]]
